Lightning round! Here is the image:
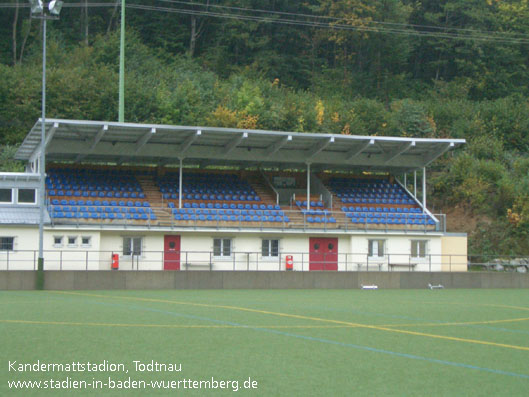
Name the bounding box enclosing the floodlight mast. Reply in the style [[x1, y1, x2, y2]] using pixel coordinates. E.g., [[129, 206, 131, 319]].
[[29, 0, 63, 289]]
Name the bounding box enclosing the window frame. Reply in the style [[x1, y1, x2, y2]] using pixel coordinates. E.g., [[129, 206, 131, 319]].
[[67, 236, 78, 248], [261, 239, 279, 258], [368, 239, 386, 259], [81, 236, 92, 247], [0, 188, 13, 204], [17, 188, 37, 205], [213, 238, 232, 258], [123, 236, 142, 257], [411, 240, 428, 259], [0, 237, 14, 251], [53, 235, 64, 248]]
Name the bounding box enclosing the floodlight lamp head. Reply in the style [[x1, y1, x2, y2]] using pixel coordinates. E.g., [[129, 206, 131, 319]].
[[29, 0, 44, 14], [49, 0, 63, 15]]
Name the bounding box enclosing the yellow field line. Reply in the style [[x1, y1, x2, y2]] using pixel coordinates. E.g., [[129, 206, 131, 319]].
[[51, 291, 529, 352], [0, 319, 351, 329], [418, 300, 529, 313], [381, 317, 529, 328]]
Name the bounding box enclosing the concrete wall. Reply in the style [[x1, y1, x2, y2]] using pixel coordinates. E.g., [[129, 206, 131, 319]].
[[1, 271, 527, 290]]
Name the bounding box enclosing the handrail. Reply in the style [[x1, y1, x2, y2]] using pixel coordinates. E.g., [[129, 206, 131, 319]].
[[1, 249, 527, 273], [46, 204, 445, 233], [259, 169, 280, 205], [395, 177, 439, 224]]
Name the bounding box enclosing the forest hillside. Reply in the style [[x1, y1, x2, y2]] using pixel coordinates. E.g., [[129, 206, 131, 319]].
[[1, 1, 528, 254]]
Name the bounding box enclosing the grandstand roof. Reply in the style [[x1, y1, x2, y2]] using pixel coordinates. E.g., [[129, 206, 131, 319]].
[[16, 119, 465, 172]]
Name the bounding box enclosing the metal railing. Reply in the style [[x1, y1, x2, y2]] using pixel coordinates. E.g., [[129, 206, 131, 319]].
[[46, 205, 446, 233], [1, 250, 527, 273]]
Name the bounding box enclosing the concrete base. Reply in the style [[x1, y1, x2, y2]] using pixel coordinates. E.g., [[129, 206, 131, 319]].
[[1, 271, 529, 290]]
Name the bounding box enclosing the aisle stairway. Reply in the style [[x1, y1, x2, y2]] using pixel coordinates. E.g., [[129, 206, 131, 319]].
[[136, 175, 171, 225]]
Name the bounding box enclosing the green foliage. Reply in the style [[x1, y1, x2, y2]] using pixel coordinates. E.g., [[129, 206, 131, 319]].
[[0, 145, 24, 172], [0, 2, 528, 254], [389, 100, 436, 137]]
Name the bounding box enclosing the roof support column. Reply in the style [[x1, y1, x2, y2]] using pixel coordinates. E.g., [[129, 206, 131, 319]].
[[306, 163, 311, 210], [179, 158, 183, 209], [422, 167, 426, 212], [414, 171, 417, 198], [404, 173, 407, 189]]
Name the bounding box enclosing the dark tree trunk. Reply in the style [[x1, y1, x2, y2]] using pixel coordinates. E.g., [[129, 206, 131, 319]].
[[189, 1, 209, 58], [12, 0, 19, 65], [83, 0, 89, 45], [107, 0, 120, 35], [189, 16, 197, 58], [19, 14, 32, 64]]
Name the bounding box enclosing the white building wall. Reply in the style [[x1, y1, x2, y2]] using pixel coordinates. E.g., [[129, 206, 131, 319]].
[[181, 233, 350, 271], [0, 226, 101, 270], [350, 234, 442, 271], [1, 225, 444, 272], [99, 231, 165, 271]]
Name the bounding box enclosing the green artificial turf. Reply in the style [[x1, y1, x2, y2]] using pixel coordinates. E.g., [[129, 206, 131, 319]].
[[1, 289, 528, 396]]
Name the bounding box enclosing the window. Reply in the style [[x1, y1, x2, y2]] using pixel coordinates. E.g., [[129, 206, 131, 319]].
[[123, 237, 142, 256], [0, 189, 13, 203], [262, 239, 279, 257], [0, 237, 14, 251], [53, 236, 63, 247], [411, 240, 427, 258], [67, 236, 77, 247], [213, 238, 232, 257], [368, 239, 385, 258], [81, 236, 91, 247], [18, 189, 36, 204]]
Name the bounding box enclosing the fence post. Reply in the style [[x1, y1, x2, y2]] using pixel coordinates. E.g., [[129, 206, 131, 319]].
[[301, 252, 304, 271], [247, 253, 249, 271], [186, 251, 188, 271], [449, 255, 452, 272], [85, 251, 88, 271], [345, 253, 348, 272], [366, 254, 369, 272], [278, 252, 281, 271], [429, 254, 431, 272], [209, 251, 212, 271], [6, 250, 9, 271], [60, 251, 63, 271], [34, 250, 36, 270], [233, 252, 236, 271]]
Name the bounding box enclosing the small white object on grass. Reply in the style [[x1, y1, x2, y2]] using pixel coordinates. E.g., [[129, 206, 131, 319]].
[[361, 284, 378, 290], [428, 283, 444, 290]]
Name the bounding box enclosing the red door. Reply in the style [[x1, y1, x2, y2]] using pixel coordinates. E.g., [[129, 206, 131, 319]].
[[164, 235, 181, 270], [309, 237, 338, 271]]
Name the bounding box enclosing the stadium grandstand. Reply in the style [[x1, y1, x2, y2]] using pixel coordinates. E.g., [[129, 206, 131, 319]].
[[0, 119, 467, 272]]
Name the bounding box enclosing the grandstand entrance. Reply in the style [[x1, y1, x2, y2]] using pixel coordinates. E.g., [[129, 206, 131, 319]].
[[164, 235, 181, 270], [309, 238, 338, 271]]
